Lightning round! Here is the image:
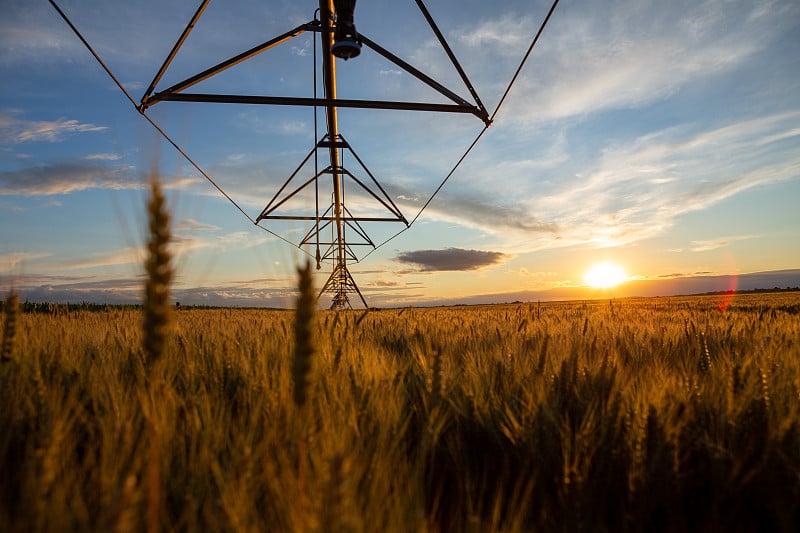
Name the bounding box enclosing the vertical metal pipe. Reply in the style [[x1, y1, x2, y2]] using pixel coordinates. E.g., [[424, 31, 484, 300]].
[[313, 16, 321, 268], [319, 0, 345, 299]]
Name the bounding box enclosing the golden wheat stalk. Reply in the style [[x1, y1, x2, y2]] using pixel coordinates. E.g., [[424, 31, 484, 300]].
[[293, 259, 315, 408], [142, 173, 173, 368], [1, 290, 19, 362], [431, 346, 443, 405], [293, 261, 317, 533], [321, 452, 345, 531], [146, 422, 160, 533]]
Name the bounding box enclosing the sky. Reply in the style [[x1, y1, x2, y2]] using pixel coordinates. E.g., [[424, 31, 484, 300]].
[[1, 0, 799, 308]]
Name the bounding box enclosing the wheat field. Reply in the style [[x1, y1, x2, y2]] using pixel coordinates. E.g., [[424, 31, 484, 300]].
[[2, 180, 799, 531], [2, 289, 799, 531]]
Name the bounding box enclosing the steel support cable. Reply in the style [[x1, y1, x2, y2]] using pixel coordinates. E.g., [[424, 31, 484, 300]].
[[359, 0, 561, 262], [48, 0, 314, 259], [488, 0, 561, 125]]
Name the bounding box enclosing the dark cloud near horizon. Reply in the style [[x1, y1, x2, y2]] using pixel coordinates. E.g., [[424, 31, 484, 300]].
[[7, 275, 298, 308], [658, 271, 713, 279], [17, 284, 140, 306], [362, 279, 425, 292], [396, 247, 506, 272]]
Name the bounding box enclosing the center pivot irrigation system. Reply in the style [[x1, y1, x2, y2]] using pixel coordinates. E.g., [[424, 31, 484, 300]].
[[50, 0, 560, 310]]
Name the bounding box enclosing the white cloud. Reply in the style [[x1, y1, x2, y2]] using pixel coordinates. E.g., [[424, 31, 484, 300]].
[[278, 121, 308, 135], [123, 80, 145, 91], [457, 12, 538, 51], [164, 176, 203, 191], [171, 231, 277, 257], [291, 42, 310, 57], [525, 112, 800, 246], [53, 246, 142, 271], [452, 0, 793, 125], [234, 112, 309, 137], [175, 218, 222, 232], [84, 153, 122, 161], [0, 251, 51, 272], [224, 153, 247, 164], [0, 19, 84, 65], [1, 114, 107, 143], [405, 110, 800, 253], [690, 235, 757, 252]]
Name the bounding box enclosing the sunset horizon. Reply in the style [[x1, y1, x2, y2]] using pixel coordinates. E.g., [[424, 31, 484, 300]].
[[2, 2, 800, 530]]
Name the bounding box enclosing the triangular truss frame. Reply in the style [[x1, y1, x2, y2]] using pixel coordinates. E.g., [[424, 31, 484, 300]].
[[255, 132, 408, 267], [139, 1, 490, 124], [137, 0, 490, 309]]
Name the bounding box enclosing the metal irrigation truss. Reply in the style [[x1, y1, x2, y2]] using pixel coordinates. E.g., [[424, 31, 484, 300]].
[[49, 0, 561, 310]]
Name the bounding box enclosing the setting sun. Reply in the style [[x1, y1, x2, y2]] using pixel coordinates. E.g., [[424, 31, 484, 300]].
[[584, 262, 628, 288]]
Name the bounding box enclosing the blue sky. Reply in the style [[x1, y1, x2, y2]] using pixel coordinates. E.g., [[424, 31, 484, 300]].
[[1, 0, 799, 307]]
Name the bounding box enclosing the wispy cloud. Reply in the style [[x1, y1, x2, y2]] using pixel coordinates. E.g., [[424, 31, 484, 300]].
[[398, 110, 800, 252], [122, 80, 145, 91], [277, 121, 308, 135], [396, 247, 506, 271], [291, 41, 311, 57], [52, 246, 142, 271], [454, 0, 796, 124], [175, 218, 222, 232], [0, 9, 84, 65], [164, 176, 204, 191], [690, 234, 757, 252], [362, 278, 424, 292], [0, 251, 51, 272], [0, 2, 235, 67], [546, 111, 800, 244], [171, 231, 277, 258], [84, 153, 121, 161], [657, 271, 714, 279], [234, 112, 310, 137], [0, 113, 107, 143]]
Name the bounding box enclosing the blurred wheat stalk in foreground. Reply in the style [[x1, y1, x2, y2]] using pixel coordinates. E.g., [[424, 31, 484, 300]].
[[1, 291, 18, 362], [142, 173, 173, 369]]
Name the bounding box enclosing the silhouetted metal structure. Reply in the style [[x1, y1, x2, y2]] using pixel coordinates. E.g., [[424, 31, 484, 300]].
[[139, 0, 489, 309]]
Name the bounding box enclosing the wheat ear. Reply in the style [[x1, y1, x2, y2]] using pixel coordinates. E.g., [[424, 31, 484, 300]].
[[1, 291, 19, 362], [293, 259, 315, 408], [142, 173, 173, 368]]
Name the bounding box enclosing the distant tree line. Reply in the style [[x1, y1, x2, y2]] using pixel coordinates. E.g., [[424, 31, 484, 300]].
[[696, 286, 800, 296], [0, 301, 139, 314]]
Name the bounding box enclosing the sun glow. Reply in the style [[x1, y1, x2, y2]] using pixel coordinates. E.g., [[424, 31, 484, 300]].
[[584, 262, 628, 289]]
